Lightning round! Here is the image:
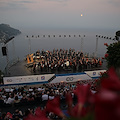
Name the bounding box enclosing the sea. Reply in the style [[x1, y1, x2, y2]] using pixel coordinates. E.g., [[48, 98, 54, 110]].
[[0, 28, 117, 72]]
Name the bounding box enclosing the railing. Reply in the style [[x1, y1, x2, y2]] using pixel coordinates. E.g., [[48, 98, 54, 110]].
[[3, 57, 20, 76]]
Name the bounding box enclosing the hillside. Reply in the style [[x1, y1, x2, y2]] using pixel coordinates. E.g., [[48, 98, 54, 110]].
[[0, 24, 21, 42]]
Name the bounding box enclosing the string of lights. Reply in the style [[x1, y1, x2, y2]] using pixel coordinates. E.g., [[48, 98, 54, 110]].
[[95, 35, 116, 57], [25, 34, 86, 54]]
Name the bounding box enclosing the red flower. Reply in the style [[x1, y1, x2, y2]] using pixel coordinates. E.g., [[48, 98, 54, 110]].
[[94, 67, 120, 120], [46, 96, 65, 118], [73, 84, 90, 105], [24, 114, 40, 120], [66, 92, 73, 107], [65, 92, 73, 116], [65, 84, 90, 118], [66, 89, 91, 118], [105, 53, 109, 58], [94, 89, 120, 120], [24, 107, 48, 120], [68, 103, 88, 118], [104, 43, 109, 46], [35, 107, 48, 120], [101, 67, 120, 91]]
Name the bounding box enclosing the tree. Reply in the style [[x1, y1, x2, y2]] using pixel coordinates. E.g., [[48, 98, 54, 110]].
[[105, 41, 120, 78], [115, 31, 120, 41], [116, 31, 120, 36], [105, 41, 120, 68]]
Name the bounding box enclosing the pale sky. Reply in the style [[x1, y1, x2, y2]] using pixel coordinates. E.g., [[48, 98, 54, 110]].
[[0, 0, 120, 30]]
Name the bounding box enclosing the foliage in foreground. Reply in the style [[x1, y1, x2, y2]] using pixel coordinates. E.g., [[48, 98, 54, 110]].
[[23, 67, 120, 120], [105, 41, 120, 69]]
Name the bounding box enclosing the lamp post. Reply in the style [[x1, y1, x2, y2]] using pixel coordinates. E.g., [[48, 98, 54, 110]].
[[95, 35, 98, 57], [79, 35, 85, 52], [26, 35, 31, 54], [29, 37, 31, 54]]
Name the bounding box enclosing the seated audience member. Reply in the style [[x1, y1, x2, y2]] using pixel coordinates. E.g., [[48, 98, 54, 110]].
[[48, 92, 55, 100], [5, 94, 14, 105], [17, 93, 23, 100], [42, 92, 48, 101], [28, 87, 33, 92], [0, 95, 4, 107], [27, 94, 34, 101], [20, 93, 28, 104], [5, 88, 10, 93], [12, 109, 23, 119], [14, 96, 20, 104]]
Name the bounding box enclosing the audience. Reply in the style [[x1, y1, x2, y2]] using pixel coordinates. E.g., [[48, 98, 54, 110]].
[[0, 79, 98, 120]]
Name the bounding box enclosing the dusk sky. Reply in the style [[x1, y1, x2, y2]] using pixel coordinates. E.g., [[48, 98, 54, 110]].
[[0, 0, 120, 30]]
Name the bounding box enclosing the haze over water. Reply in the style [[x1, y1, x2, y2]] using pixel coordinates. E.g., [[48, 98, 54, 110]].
[[0, 28, 116, 71]]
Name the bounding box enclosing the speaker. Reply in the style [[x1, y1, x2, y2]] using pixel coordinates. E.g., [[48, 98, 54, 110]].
[[2, 47, 7, 56]]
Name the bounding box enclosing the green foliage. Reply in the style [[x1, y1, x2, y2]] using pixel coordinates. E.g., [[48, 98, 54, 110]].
[[106, 41, 120, 69]]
